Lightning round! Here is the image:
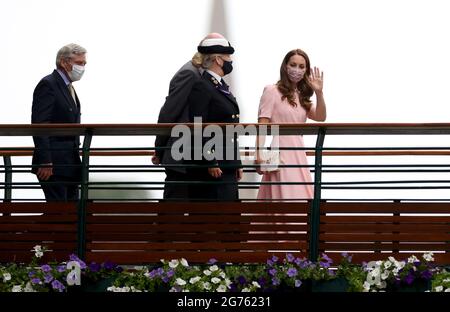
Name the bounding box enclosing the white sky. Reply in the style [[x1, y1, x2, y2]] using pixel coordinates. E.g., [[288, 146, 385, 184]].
[[1, 0, 450, 200]]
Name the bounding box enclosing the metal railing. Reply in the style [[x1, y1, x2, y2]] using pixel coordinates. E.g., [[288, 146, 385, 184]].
[[2, 123, 450, 261]]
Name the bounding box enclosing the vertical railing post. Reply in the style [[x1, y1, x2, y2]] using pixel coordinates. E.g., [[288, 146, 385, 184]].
[[77, 131, 92, 260], [309, 128, 326, 262], [3, 155, 12, 202]]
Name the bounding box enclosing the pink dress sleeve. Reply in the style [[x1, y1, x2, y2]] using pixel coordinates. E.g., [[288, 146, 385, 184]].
[[258, 85, 277, 120]]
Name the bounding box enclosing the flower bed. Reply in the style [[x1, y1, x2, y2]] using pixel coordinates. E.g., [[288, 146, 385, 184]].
[[1, 246, 448, 292]]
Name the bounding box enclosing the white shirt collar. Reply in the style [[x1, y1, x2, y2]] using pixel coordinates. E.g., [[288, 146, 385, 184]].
[[206, 70, 223, 84]]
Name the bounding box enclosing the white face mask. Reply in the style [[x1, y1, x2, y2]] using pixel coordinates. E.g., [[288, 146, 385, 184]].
[[68, 64, 85, 81], [287, 67, 305, 83]]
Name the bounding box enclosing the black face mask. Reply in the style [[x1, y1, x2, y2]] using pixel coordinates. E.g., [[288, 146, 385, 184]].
[[221, 60, 233, 75]]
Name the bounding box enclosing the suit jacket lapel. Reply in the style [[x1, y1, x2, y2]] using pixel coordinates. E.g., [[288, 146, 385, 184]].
[[52, 70, 79, 114], [202, 72, 239, 111]]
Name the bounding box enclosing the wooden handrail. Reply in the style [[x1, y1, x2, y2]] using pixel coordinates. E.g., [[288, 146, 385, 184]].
[[3, 122, 450, 135]]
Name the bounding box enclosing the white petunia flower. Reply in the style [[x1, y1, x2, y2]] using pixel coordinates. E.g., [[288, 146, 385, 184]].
[[423, 252, 434, 262], [210, 265, 219, 272], [445, 288, 450, 292], [216, 285, 227, 292], [189, 276, 201, 284], [203, 282, 212, 290], [31, 245, 44, 258], [383, 261, 392, 269], [211, 277, 221, 284], [219, 272, 226, 279], [381, 271, 390, 280], [3, 273, 12, 282], [434, 286, 443, 292], [169, 260, 179, 268], [242, 288, 250, 292], [203, 270, 212, 276], [408, 255, 419, 263], [24, 282, 36, 292], [175, 278, 186, 286], [363, 281, 371, 292], [11, 285, 22, 292], [252, 281, 261, 288], [180, 258, 189, 267]]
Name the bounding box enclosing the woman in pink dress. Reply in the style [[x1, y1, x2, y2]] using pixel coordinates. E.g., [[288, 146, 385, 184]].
[[256, 49, 327, 201]]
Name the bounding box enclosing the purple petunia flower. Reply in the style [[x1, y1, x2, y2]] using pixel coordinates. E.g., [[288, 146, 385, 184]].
[[268, 268, 277, 276], [319, 261, 330, 268], [102, 261, 116, 271], [257, 277, 267, 288], [28, 271, 35, 278], [31, 278, 41, 284], [404, 273, 415, 285], [287, 268, 297, 277], [272, 277, 280, 286], [267, 259, 274, 266], [295, 280, 302, 288], [148, 269, 159, 278], [69, 254, 86, 269], [321, 253, 333, 264], [89, 262, 101, 272], [207, 258, 218, 264], [166, 269, 174, 278], [286, 253, 295, 263], [162, 276, 170, 283], [41, 264, 52, 273], [44, 273, 53, 283], [51, 279, 65, 292], [271, 255, 279, 263], [421, 270, 433, 280], [157, 267, 165, 276], [229, 283, 238, 292], [237, 276, 247, 285], [57, 265, 66, 273]]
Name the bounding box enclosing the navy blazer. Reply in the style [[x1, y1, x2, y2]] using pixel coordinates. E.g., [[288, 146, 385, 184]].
[[187, 71, 241, 172], [31, 70, 81, 178]]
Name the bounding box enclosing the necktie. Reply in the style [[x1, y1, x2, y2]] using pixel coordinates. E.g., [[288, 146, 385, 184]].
[[220, 79, 230, 94], [68, 83, 77, 105], [220, 79, 229, 91]]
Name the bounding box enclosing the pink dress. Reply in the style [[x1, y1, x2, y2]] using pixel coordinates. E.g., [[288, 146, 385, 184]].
[[256, 85, 314, 201]]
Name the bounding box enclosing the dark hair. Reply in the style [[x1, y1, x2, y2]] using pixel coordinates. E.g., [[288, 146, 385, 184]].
[[276, 49, 313, 110]]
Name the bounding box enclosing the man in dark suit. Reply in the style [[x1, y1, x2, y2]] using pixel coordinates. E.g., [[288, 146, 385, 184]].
[[153, 33, 226, 201], [185, 38, 243, 201], [31, 43, 87, 201]]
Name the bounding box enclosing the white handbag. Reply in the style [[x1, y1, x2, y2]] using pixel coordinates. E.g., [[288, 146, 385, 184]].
[[258, 149, 282, 172]]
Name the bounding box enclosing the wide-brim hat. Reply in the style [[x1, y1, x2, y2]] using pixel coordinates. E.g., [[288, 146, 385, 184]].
[[197, 38, 235, 54]]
